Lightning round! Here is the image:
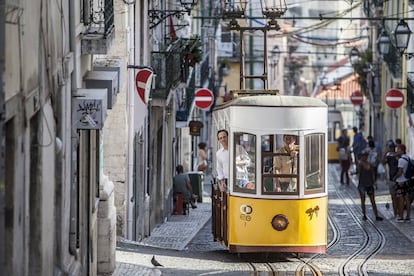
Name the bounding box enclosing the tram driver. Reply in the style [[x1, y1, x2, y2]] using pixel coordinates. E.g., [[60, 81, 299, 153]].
[[273, 134, 299, 192]]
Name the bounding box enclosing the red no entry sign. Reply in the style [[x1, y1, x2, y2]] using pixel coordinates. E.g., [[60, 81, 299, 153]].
[[350, 90, 364, 105], [135, 69, 154, 104], [195, 88, 214, 110], [385, 89, 404, 109]]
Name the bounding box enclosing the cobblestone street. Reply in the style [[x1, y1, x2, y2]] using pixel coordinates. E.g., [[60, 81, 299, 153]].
[[112, 165, 414, 275]]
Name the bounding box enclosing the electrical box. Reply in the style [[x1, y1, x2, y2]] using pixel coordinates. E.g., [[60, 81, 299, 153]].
[[74, 89, 108, 129], [84, 71, 118, 109]]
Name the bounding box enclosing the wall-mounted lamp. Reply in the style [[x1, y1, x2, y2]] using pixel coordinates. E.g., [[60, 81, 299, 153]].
[[377, 29, 390, 56], [270, 45, 281, 65], [349, 47, 361, 66], [148, 0, 198, 29], [393, 19, 413, 59]]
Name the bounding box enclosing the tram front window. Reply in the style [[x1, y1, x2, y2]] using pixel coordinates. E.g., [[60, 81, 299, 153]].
[[233, 133, 256, 192], [262, 134, 299, 194]]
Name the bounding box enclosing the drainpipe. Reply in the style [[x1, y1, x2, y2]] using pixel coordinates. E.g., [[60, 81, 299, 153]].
[[126, 1, 137, 240], [0, 0, 5, 270], [69, 0, 79, 255]]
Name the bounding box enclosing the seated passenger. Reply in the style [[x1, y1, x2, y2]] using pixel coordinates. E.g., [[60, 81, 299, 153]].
[[173, 165, 197, 209], [273, 134, 299, 192]]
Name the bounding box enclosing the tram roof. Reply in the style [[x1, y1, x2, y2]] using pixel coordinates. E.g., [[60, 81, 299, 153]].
[[214, 95, 327, 110]]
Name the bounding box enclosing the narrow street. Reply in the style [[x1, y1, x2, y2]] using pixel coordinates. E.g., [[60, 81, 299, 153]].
[[113, 164, 414, 275]]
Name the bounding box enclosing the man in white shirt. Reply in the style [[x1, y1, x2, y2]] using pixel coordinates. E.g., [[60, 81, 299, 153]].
[[216, 129, 229, 192], [392, 144, 411, 222]]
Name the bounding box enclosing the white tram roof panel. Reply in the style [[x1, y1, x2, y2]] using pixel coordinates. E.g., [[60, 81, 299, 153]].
[[215, 95, 327, 109]]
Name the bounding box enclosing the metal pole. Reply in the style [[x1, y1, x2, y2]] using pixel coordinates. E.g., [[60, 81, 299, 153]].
[[0, 0, 5, 271]]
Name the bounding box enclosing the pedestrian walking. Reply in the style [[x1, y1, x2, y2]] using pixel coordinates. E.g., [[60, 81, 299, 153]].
[[357, 151, 383, 221], [196, 142, 208, 172], [337, 129, 351, 185], [352, 127, 367, 173], [382, 140, 399, 217], [367, 140, 380, 188]]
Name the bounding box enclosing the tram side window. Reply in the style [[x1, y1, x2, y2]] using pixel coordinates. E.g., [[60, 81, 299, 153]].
[[262, 134, 299, 194], [305, 133, 325, 193], [233, 133, 256, 193]]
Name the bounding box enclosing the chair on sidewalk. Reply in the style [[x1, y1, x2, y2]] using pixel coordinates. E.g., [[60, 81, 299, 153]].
[[173, 193, 189, 215]]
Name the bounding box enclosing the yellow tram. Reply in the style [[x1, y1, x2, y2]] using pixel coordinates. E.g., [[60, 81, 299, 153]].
[[211, 94, 328, 254], [327, 110, 343, 162]]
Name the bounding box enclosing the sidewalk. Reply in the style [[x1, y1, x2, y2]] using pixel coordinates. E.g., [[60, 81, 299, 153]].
[[117, 201, 211, 251], [112, 175, 213, 275]]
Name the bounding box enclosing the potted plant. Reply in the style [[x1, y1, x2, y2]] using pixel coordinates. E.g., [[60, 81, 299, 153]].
[[186, 35, 202, 66]]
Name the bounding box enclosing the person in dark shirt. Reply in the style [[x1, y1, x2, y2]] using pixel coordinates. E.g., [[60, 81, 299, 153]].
[[352, 127, 367, 170], [173, 165, 197, 209], [358, 152, 383, 221], [337, 129, 351, 185]]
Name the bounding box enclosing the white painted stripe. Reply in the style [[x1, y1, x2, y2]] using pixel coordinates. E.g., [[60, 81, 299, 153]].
[[386, 96, 404, 102], [195, 96, 213, 101], [137, 81, 146, 89]]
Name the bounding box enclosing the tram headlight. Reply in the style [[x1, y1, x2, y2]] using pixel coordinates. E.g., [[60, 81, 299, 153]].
[[271, 214, 289, 231]]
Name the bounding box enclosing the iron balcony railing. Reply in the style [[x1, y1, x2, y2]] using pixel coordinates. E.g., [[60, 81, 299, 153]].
[[151, 37, 203, 100]]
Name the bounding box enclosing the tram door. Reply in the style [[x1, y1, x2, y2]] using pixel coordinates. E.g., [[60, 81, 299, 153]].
[[212, 186, 228, 245]]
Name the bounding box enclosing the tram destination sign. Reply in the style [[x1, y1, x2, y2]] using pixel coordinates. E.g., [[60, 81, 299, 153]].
[[385, 88, 404, 109], [195, 88, 214, 110]]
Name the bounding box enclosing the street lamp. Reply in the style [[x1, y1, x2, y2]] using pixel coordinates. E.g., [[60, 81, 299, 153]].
[[269, 45, 280, 83], [393, 19, 414, 59], [377, 29, 390, 56], [393, 19, 411, 51], [180, 0, 199, 10], [349, 47, 361, 66], [270, 45, 281, 65], [148, 0, 198, 29]]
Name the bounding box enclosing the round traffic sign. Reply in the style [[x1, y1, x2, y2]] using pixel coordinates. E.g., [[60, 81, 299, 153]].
[[385, 89, 404, 109], [194, 88, 214, 110], [135, 69, 154, 104], [350, 90, 364, 105]]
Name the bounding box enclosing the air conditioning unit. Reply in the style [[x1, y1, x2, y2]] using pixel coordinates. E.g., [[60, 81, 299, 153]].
[[74, 89, 108, 129], [84, 71, 118, 109], [93, 58, 122, 93]]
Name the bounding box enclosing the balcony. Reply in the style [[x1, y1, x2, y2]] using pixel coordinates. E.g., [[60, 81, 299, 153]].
[[151, 37, 202, 99], [81, 0, 115, 55]]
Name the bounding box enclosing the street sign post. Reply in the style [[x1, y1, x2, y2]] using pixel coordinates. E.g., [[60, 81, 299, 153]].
[[194, 88, 214, 110], [350, 90, 364, 105], [385, 89, 404, 109]]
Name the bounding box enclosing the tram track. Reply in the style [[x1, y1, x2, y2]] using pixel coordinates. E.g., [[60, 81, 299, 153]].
[[294, 213, 339, 276], [247, 261, 277, 275], [331, 165, 387, 275]]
